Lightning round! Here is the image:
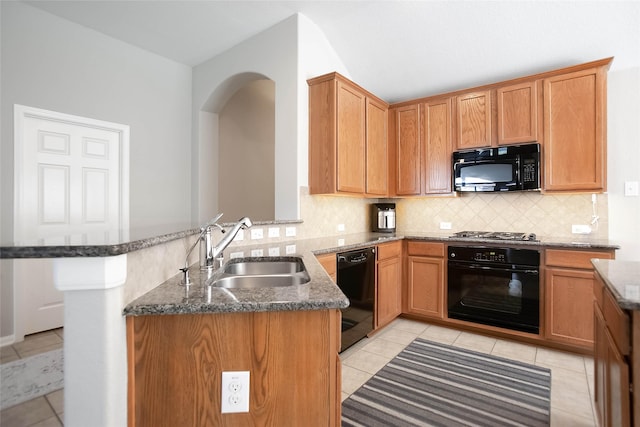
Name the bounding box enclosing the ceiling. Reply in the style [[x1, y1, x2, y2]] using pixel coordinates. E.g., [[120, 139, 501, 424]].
[[23, 0, 640, 103]]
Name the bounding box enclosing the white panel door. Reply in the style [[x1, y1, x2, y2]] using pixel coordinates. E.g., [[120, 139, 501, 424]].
[[14, 105, 129, 339]]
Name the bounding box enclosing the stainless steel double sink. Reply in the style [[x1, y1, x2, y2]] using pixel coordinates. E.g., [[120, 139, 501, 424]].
[[208, 257, 311, 289]]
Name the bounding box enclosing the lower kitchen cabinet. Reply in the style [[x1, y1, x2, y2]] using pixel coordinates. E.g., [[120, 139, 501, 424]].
[[405, 241, 445, 319], [316, 252, 337, 282], [127, 310, 342, 427], [593, 272, 631, 427], [544, 249, 614, 350], [375, 240, 402, 329]]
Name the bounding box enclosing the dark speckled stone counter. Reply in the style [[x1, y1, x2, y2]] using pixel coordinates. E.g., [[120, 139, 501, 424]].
[[592, 259, 640, 311], [123, 232, 401, 316]]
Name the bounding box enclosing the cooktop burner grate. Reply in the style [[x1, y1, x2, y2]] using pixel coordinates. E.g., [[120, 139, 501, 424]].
[[451, 231, 537, 241]]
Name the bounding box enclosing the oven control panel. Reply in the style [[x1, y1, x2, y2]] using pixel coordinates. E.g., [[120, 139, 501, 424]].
[[473, 251, 506, 262]]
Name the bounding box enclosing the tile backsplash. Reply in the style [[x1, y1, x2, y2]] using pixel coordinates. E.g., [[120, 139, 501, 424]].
[[296, 187, 608, 240]]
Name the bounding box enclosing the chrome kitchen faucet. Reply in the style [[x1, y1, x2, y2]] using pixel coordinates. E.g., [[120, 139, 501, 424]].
[[180, 214, 252, 286]]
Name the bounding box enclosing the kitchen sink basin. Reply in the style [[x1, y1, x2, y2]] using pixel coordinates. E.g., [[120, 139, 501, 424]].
[[223, 258, 305, 275], [210, 257, 310, 289]]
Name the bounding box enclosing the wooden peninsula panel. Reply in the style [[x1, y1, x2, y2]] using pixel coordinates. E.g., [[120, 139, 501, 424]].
[[128, 310, 341, 427]]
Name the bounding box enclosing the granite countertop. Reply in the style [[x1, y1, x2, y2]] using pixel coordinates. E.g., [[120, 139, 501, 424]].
[[123, 232, 402, 316], [592, 259, 640, 310]]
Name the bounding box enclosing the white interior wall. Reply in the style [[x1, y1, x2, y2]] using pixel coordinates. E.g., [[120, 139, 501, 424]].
[[0, 1, 193, 339], [192, 16, 298, 222], [607, 67, 640, 261]]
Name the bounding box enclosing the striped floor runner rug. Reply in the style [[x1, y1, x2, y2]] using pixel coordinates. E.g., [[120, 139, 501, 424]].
[[342, 338, 551, 427]]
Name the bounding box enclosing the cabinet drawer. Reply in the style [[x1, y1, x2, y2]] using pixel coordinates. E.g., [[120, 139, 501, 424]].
[[407, 241, 445, 257], [546, 249, 614, 269], [377, 241, 402, 261], [603, 288, 630, 355]]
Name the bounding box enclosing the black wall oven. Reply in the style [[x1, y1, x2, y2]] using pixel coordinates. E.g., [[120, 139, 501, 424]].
[[447, 246, 540, 334]]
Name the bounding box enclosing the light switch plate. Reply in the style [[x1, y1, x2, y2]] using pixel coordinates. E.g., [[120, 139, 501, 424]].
[[285, 227, 296, 237], [250, 228, 263, 240], [268, 227, 280, 238], [625, 181, 639, 196]]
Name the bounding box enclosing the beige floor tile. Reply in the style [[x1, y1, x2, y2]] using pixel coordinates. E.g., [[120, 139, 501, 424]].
[[491, 338, 538, 364], [12, 331, 63, 359], [547, 365, 591, 398], [536, 347, 587, 373], [0, 397, 56, 427], [418, 324, 461, 345], [342, 349, 391, 375], [386, 318, 429, 335], [550, 380, 593, 420], [359, 338, 406, 359], [46, 390, 64, 415], [341, 365, 373, 395], [340, 337, 369, 358], [341, 391, 350, 403], [452, 331, 497, 354], [31, 416, 63, 427], [551, 407, 596, 427], [1, 345, 20, 364], [373, 328, 419, 346]]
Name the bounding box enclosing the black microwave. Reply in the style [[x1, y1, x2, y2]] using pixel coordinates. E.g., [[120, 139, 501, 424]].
[[453, 143, 540, 192]]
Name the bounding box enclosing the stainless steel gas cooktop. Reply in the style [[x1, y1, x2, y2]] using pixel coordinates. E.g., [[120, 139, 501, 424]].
[[451, 231, 538, 241]]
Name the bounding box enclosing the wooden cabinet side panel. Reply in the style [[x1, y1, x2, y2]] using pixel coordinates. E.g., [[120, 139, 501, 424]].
[[395, 105, 421, 195], [545, 268, 595, 348], [543, 68, 606, 192], [593, 306, 607, 427], [606, 328, 631, 427], [366, 97, 389, 196], [422, 98, 453, 194], [455, 90, 492, 149], [316, 252, 337, 280], [336, 81, 366, 193], [497, 81, 538, 145], [308, 80, 337, 194], [130, 311, 336, 427]]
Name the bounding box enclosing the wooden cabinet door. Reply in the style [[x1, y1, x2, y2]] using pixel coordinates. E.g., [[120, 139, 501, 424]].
[[543, 67, 606, 192], [366, 97, 388, 196], [422, 98, 453, 194], [336, 80, 366, 193], [545, 267, 595, 348], [393, 104, 421, 195], [497, 81, 538, 145], [406, 255, 444, 319], [455, 90, 492, 149], [376, 254, 402, 329]]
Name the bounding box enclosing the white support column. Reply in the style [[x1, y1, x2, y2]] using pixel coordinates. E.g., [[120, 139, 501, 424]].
[[53, 255, 128, 427]]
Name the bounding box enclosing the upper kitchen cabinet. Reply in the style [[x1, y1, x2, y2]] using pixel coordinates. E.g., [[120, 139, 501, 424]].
[[388, 98, 454, 196], [308, 72, 388, 196], [422, 97, 453, 194], [455, 90, 492, 149], [543, 63, 610, 192], [496, 81, 540, 145], [389, 103, 421, 196]]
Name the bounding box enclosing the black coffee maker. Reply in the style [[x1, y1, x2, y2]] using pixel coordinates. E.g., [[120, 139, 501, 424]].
[[371, 203, 396, 233]]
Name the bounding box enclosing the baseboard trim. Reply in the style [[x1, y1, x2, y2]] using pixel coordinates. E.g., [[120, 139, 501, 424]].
[[0, 334, 15, 347]]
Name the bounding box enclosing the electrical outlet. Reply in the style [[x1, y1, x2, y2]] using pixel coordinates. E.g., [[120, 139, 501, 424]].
[[440, 222, 452, 230], [221, 371, 250, 413], [285, 226, 296, 237], [572, 224, 592, 234], [250, 228, 263, 240], [268, 227, 280, 238], [285, 244, 296, 254], [251, 249, 264, 257], [268, 247, 280, 256]]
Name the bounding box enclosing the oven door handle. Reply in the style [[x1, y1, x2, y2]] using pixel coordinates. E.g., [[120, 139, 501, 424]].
[[464, 265, 539, 275]]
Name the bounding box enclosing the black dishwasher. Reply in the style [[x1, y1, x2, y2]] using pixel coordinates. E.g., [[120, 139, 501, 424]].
[[337, 247, 375, 352]]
